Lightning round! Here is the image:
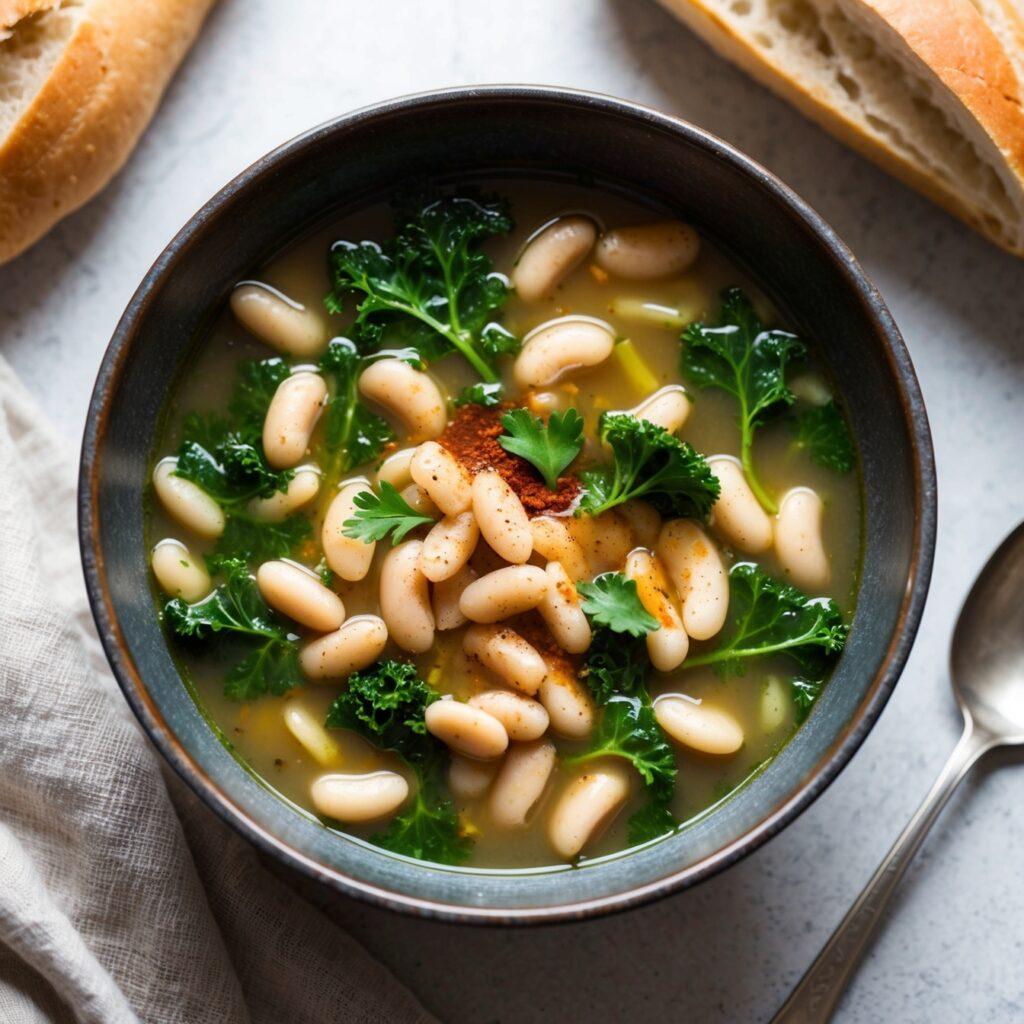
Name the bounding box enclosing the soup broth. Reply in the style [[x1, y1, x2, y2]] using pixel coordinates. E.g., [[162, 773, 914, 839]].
[[148, 180, 861, 869]]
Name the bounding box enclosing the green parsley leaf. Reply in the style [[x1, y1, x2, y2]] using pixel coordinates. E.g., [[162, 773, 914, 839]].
[[681, 287, 805, 513], [583, 630, 651, 706], [454, 381, 504, 408], [578, 413, 720, 519], [327, 194, 516, 383], [207, 515, 312, 568], [576, 573, 659, 637], [791, 400, 855, 474], [627, 797, 679, 847], [791, 677, 824, 723], [341, 482, 435, 544], [228, 358, 291, 434], [498, 408, 584, 490]]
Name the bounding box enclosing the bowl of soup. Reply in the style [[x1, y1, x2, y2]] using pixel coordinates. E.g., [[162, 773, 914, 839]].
[[79, 86, 935, 922]]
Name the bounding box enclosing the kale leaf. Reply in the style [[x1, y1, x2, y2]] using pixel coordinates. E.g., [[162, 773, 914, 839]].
[[228, 357, 291, 433], [371, 776, 472, 865], [577, 573, 659, 637], [583, 630, 651, 705], [341, 481, 435, 544], [627, 797, 679, 847], [681, 288, 805, 513], [498, 408, 584, 490], [578, 413, 719, 519], [327, 194, 516, 383], [209, 516, 312, 568], [791, 400, 855, 474]]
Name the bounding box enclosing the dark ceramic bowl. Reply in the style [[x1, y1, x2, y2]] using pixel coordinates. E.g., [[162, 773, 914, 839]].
[[79, 86, 936, 923]]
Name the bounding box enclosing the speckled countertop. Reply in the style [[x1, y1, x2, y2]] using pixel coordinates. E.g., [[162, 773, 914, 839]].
[[4, 1, 1023, 1020]]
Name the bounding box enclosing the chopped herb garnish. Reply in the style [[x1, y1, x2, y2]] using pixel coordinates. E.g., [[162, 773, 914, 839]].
[[498, 408, 584, 490], [341, 481, 435, 544]]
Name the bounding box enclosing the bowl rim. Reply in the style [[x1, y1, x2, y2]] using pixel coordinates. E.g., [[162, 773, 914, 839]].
[[78, 83, 937, 925]]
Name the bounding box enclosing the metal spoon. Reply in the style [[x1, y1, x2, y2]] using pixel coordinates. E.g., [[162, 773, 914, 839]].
[[772, 521, 1024, 1023]]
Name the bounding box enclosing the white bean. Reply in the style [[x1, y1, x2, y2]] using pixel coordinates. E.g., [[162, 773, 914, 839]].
[[530, 516, 589, 581], [459, 565, 549, 623], [152, 458, 225, 539], [230, 281, 327, 358], [463, 624, 547, 695], [760, 675, 789, 732], [310, 771, 409, 823], [400, 483, 440, 519], [425, 700, 509, 760], [471, 470, 532, 564], [618, 500, 662, 549], [538, 561, 592, 654], [433, 564, 477, 631], [420, 511, 479, 583], [570, 510, 634, 575], [539, 662, 594, 739], [359, 359, 446, 440], [248, 466, 321, 521], [654, 695, 744, 755], [657, 519, 729, 641], [468, 690, 550, 741], [410, 441, 472, 516], [150, 539, 211, 602], [283, 698, 342, 765], [448, 753, 500, 800], [300, 615, 388, 680], [512, 215, 597, 302], [322, 480, 376, 581], [490, 739, 557, 828], [775, 488, 830, 591], [595, 221, 700, 280], [256, 560, 345, 632], [514, 316, 615, 388], [624, 385, 691, 434], [548, 765, 630, 858], [379, 540, 434, 652], [375, 447, 416, 490], [625, 548, 689, 672], [263, 371, 327, 470], [709, 456, 773, 554]]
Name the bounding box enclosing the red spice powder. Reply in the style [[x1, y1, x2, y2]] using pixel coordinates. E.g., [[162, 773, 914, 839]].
[[439, 404, 580, 516]]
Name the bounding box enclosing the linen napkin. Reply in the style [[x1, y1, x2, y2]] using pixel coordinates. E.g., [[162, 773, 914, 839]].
[[0, 355, 438, 1024]]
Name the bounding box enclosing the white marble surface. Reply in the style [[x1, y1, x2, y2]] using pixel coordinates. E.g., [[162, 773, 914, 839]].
[[4, 1, 1024, 1020]]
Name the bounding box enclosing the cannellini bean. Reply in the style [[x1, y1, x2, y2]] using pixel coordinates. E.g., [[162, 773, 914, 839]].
[[310, 771, 409, 823], [530, 516, 589, 581], [400, 483, 440, 519], [538, 561, 592, 654], [490, 739, 557, 828], [760, 676, 789, 732], [152, 458, 225, 538], [570, 510, 634, 575], [376, 447, 416, 490], [624, 385, 691, 434], [657, 519, 728, 641], [263, 371, 327, 470], [468, 690, 550, 741], [256, 560, 345, 632], [463, 624, 547, 695], [775, 488, 830, 591], [248, 466, 321, 521], [595, 221, 700, 280], [654, 695, 744, 755], [448, 753, 501, 800], [322, 480, 375, 581], [230, 281, 327, 357], [379, 540, 434, 652], [548, 765, 630, 858], [420, 511, 479, 583], [514, 316, 615, 388], [425, 699, 509, 760], [433, 564, 476, 631], [618, 500, 662, 549], [471, 471, 532, 564], [708, 456, 773, 554], [539, 662, 594, 739], [625, 548, 689, 672], [359, 359, 446, 439], [512, 215, 597, 302], [283, 698, 342, 765], [300, 615, 388, 680], [459, 565, 549, 623], [410, 441, 472, 516], [151, 539, 211, 601]]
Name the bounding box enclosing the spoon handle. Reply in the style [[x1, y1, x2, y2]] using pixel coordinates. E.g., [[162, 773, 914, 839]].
[[770, 725, 991, 1024]]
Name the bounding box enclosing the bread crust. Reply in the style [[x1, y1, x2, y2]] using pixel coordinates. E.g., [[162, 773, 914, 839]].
[[0, 0, 215, 264], [657, 0, 1024, 255]]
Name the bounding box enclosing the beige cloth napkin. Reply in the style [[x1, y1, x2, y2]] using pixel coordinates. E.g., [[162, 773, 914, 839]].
[[0, 355, 438, 1024]]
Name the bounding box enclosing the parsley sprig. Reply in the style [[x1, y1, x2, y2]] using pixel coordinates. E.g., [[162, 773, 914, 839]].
[[341, 482, 435, 544], [498, 408, 584, 490], [576, 573, 659, 637]]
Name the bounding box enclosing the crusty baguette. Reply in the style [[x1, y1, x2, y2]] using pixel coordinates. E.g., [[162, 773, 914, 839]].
[[656, 0, 1024, 256], [0, 0, 215, 265]]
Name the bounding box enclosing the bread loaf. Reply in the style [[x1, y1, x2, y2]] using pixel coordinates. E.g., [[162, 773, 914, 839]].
[[656, 0, 1024, 256], [0, 0, 215, 265]]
